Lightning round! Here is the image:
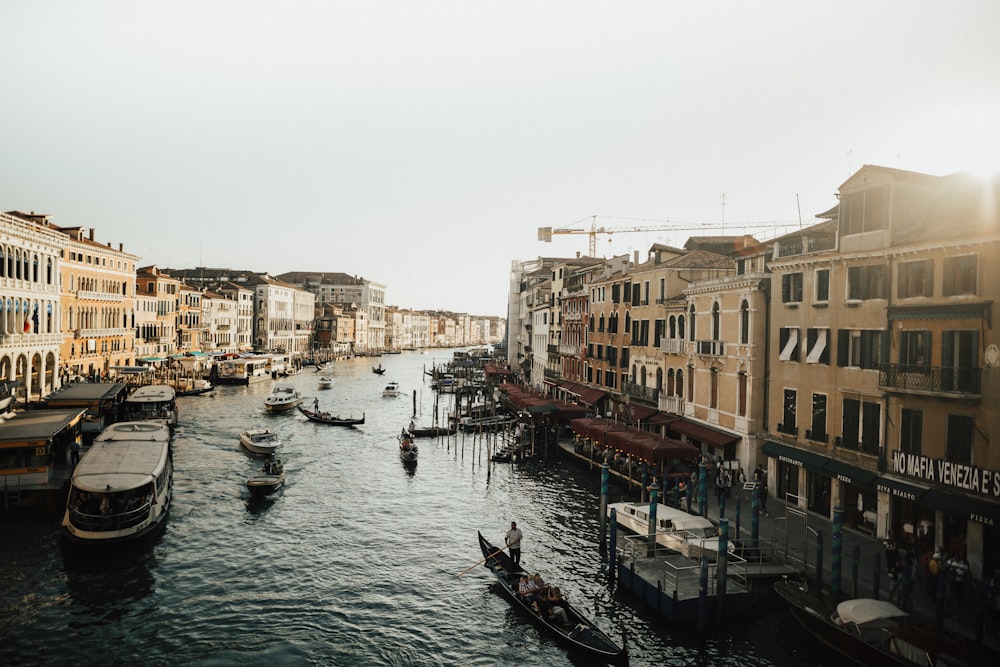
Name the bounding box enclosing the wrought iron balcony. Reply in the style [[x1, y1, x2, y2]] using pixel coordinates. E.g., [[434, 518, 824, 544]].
[[878, 363, 981, 396], [623, 381, 659, 403]]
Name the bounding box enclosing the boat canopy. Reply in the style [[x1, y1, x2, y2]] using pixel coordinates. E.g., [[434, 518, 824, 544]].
[[834, 599, 908, 627]]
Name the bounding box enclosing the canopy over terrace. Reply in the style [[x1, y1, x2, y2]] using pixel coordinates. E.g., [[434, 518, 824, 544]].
[[497, 384, 592, 419], [571, 417, 700, 465]]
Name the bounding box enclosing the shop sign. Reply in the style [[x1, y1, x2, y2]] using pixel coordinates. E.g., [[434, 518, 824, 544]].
[[891, 451, 1000, 499]]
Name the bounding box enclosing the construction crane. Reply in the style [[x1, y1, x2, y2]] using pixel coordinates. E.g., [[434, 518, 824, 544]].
[[537, 215, 794, 257]]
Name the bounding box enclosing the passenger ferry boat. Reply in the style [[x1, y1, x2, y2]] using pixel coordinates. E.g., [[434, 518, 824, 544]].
[[62, 422, 173, 545], [215, 356, 271, 385], [121, 384, 178, 432]]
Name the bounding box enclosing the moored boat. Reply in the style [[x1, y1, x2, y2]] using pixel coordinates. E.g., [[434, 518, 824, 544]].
[[608, 501, 736, 559], [297, 405, 365, 426], [240, 428, 281, 455], [121, 384, 178, 432], [246, 456, 285, 495], [477, 532, 628, 666], [408, 424, 456, 437], [62, 421, 173, 545], [773, 577, 996, 667], [264, 384, 303, 412]]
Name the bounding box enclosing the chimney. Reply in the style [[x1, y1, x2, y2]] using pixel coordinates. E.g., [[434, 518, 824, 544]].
[[89, 228, 95, 241], [633, 250, 639, 265]]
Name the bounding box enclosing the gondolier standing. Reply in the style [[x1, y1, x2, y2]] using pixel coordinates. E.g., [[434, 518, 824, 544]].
[[505, 521, 523, 565]]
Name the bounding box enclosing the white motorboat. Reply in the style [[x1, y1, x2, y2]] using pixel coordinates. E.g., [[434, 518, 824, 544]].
[[318, 377, 333, 390], [608, 501, 736, 559], [382, 381, 400, 398], [264, 384, 303, 412], [240, 428, 281, 456]]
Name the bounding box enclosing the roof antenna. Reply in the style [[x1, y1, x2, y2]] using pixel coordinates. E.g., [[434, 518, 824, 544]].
[[796, 194, 803, 231]]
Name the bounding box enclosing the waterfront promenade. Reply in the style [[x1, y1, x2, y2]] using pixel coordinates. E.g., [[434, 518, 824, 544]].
[[557, 438, 1000, 656]]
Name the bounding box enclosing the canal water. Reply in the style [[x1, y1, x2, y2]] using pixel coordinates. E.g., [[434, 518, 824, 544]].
[[0, 352, 838, 666]]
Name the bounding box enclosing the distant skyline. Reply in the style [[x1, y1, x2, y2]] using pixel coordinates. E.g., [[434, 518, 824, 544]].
[[3, 1, 998, 318]]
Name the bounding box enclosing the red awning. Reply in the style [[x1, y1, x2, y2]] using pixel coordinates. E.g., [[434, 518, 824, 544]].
[[606, 429, 700, 463], [668, 419, 740, 448], [559, 381, 608, 406]]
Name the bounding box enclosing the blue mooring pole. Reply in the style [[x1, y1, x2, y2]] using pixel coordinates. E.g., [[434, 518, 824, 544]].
[[599, 459, 609, 557], [647, 481, 659, 558], [751, 485, 760, 553], [832, 505, 843, 602], [609, 507, 618, 582], [716, 518, 729, 623], [698, 461, 708, 517]]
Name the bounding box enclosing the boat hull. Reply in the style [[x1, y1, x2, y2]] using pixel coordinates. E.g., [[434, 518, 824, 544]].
[[477, 532, 628, 666], [246, 473, 285, 495], [297, 406, 365, 426]]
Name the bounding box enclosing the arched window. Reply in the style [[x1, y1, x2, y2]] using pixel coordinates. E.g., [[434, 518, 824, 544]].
[[655, 367, 663, 392], [678, 315, 686, 340], [712, 302, 721, 341], [624, 312, 631, 337], [667, 368, 676, 395], [738, 369, 748, 417], [676, 369, 684, 399], [688, 305, 696, 341], [669, 315, 676, 339]]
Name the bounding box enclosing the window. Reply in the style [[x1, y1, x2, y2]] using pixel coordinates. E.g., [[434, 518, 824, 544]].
[[900, 408, 922, 455], [941, 330, 978, 392], [862, 402, 881, 452], [847, 264, 887, 300], [898, 260, 933, 298], [837, 329, 884, 369], [782, 273, 803, 303], [815, 269, 830, 303], [780, 389, 797, 434], [899, 330, 931, 369], [737, 371, 747, 417], [806, 328, 829, 364], [839, 185, 890, 236], [779, 327, 800, 362], [689, 305, 696, 341], [946, 414, 974, 465], [710, 368, 719, 409], [739, 300, 749, 344], [711, 302, 721, 340], [943, 255, 977, 296], [841, 399, 860, 448], [809, 393, 827, 442]]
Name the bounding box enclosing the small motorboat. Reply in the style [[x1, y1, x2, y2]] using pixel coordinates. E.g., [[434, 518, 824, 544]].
[[240, 428, 281, 456], [264, 384, 303, 412], [399, 433, 418, 464], [382, 381, 400, 398], [297, 405, 365, 427], [246, 457, 285, 495], [319, 377, 333, 390]]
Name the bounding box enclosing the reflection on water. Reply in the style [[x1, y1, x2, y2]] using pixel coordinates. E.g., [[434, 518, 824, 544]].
[[0, 352, 842, 666]]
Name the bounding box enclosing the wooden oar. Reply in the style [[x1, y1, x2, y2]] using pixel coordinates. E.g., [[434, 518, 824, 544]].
[[457, 547, 505, 577]]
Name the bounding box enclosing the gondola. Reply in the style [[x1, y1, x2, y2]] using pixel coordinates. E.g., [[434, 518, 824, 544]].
[[296, 405, 365, 426], [477, 532, 628, 666], [408, 425, 456, 437], [372, 365, 386, 375]]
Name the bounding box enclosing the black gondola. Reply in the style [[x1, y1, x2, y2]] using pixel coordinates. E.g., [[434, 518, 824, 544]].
[[296, 405, 365, 426], [372, 365, 386, 375], [477, 532, 628, 666], [408, 425, 456, 437]]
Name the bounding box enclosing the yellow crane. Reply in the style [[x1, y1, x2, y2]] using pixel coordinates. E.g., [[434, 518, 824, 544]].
[[538, 215, 793, 257]]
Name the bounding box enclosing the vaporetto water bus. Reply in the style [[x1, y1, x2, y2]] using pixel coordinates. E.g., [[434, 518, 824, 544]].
[[61, 421, 173, 545], [215, 356, 272, 385], [121, 384, 178, 432]]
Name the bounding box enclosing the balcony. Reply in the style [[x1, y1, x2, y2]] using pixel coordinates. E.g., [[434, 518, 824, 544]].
[[77, 290, 124, 301], [659, 395, 682, 414], [543, 368, 560, 380], [547, 344, 559, 354], [695, 339, 725, 356], [660, 338, 685, 354], [879, 364, 981, 397], [623, 381, 659, 403], [835, 436, 880, 457]]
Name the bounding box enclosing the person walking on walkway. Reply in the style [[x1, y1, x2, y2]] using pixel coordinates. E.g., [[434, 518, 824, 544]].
[[505, 521, 523, 566], [946, 551, 970, 619], [926, 545, 945, 601]]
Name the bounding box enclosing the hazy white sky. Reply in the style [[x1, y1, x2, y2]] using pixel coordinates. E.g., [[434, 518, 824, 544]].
[[3, 1, 998, 317]]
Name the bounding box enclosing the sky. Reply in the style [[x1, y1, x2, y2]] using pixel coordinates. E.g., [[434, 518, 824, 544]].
[[2, 1, 999, 318]]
